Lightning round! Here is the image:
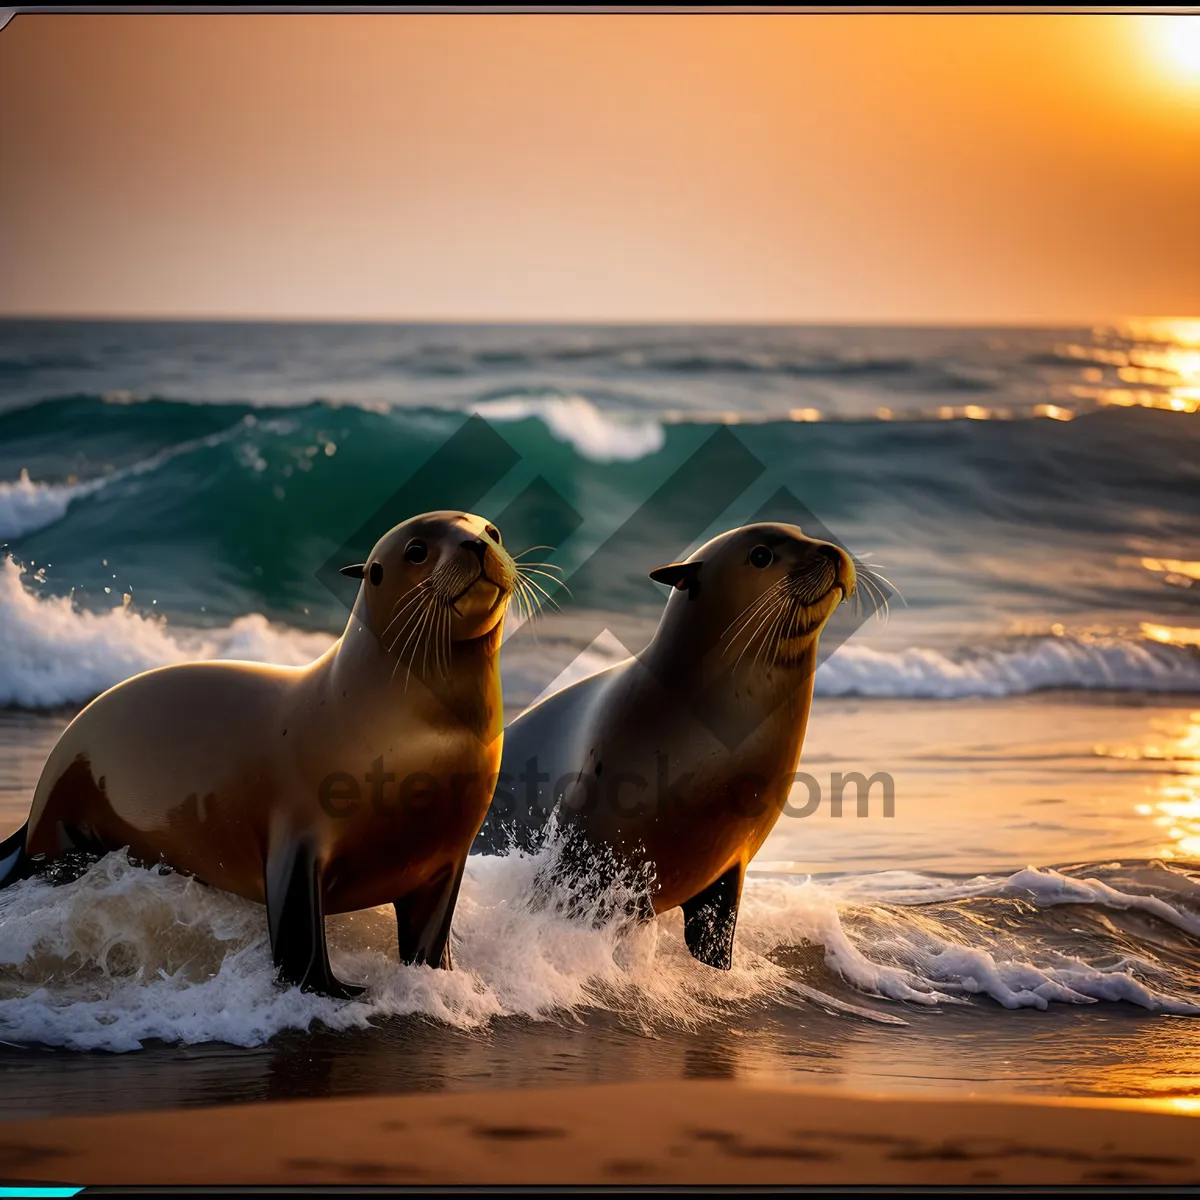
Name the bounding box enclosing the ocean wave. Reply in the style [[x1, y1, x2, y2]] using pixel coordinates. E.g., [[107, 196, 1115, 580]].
[[815, 634, 1200, 698], [0, 850, 1196, 1052], [0, 469, 106, 542], [0, 415, 263, 541], [469, 393, 665, 462], [0, 557, 332, 709]]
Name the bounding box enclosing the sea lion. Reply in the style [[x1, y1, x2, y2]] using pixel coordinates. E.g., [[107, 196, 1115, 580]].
[[473, 522, 856, 969], [0, 511, 516, 998]]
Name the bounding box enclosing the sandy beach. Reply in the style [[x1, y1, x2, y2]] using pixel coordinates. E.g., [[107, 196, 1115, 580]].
[[2, 1079, 1198, 1188]]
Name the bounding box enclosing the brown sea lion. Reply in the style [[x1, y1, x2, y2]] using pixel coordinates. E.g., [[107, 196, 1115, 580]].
[[473, 522, 855, 970], [1, 512, 516, 998]]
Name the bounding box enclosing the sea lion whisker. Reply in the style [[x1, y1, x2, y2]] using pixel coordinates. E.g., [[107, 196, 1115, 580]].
[[381, 582, 433, 642], [510, 578, 539, 641], [513, 560, 565, 574], [785, 560, 837, 606], [854, 569, 879, 612], [511, 585, 531, 634], [385, 608, 425, 663], [509, 577, 529, 622], [386, 577, 427, 616], [519, 567, 571, 596], [518, 571, 564, 612], [406, 600, 443, 692], [857, 572, 890, 625], [725, 597, 791, 666], [502, 573, 538, 629], [749, 602, 784, 669], [390, 608, 422, 684], [519, 577, 550, 642], [762, 594, 802, 666], [862, 570, 891, 615], [734, 589, 791, 670], [863, 568, 906, 607], [386, 591, 434, 657], [724, 590, 785, 658], [382, 580, 430, 627], [421, 599, 439, 682], [513, 545, 557, 561], [757, 599, 796, 669], [432, 602, 452, 681], [517, 575, 544, 620], [394, 595, 440, 688], [721, 576, 790, 646]]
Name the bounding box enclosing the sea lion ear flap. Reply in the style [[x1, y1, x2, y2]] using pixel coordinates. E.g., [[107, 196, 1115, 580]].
[[649, 560, 703, 596], [339, 563, 366, 579]]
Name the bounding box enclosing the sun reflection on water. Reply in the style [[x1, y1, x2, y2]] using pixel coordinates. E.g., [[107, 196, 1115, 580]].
[[1058, 318, 1200, 415], [1128, 712, 1200, 860]]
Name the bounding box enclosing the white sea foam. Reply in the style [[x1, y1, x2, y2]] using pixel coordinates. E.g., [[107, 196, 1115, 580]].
[[0, 557, 333, 709], [814, 636, 1200, 698], [506, 630, 1200, 711], [470, 394, 666, 462], [0, 470, 106, 542], [829, 864, 1200, 937], [1, 851, 1196, 1052]]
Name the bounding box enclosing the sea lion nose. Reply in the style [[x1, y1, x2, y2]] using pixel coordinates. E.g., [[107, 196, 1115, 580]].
[[461, 538, 488, 566], [818, 542, 855, 596]]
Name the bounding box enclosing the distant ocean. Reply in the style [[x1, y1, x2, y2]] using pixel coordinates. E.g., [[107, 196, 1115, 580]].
[[1, 319, 1199, 1114]]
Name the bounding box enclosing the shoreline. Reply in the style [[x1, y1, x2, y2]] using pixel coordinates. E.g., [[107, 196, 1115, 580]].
[[1, 1080, 1198, 1187]]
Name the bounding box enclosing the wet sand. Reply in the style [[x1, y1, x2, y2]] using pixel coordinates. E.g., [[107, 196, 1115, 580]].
[[5, 998, 1200, 1124], [2, 1080, 1198, 1187]]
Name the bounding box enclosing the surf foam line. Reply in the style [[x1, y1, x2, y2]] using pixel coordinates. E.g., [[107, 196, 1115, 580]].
[[6, 555, 1200, 711], [0, 556, 334, 709], [469, 393, 666, 463], [506, 629, 1200, 708], [816, 635, 1200, 698], [1, 850, 1197, 1052]]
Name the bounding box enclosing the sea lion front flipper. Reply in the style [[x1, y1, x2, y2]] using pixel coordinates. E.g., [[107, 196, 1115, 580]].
[[681, 862, 744, 970], [264, 836, 364, 999], [0, 822, 32, 890], [393, 858, 466, 969]]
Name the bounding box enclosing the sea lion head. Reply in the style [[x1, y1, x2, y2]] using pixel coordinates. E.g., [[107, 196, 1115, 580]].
[[650, 522, 856, 670], [342, 511, 518, 658]]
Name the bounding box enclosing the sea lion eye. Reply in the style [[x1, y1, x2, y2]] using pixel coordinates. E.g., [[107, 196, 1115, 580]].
[[369, 562, 384, 586], [404, 539, 428, 564], [484, 524, 502, 545], [749, 545, 774, 569]]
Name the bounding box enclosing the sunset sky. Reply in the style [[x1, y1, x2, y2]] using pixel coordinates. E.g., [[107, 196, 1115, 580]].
[[0, 12, 1197, 324]]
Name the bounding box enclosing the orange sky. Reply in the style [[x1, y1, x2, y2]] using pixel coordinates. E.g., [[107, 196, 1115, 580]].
[[0, 12, 1197, 323]]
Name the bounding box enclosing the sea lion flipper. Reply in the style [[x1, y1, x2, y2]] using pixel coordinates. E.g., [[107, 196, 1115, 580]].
[[681, 862, 744, 970], [393, 857, 466, 969], [0, 822, 32, 890], [264, 836, 364, 999]]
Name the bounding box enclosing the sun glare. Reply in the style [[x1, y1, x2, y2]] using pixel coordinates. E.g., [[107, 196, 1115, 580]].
[[1149, 14, 1200, 81]]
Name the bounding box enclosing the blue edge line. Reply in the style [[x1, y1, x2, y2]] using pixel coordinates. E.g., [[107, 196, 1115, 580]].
[[0, 1190, 83, 1198]]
